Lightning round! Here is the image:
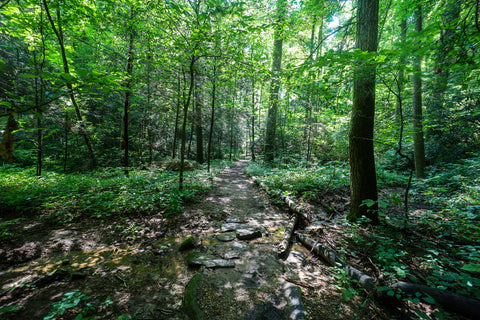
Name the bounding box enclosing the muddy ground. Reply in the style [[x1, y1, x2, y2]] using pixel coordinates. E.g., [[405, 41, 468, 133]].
[[0, 161, 444, 319]]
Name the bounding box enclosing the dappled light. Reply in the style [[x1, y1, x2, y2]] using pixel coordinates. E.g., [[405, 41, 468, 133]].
[[1, 0, 480, 318]]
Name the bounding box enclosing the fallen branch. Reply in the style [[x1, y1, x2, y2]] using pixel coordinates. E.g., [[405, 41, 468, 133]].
[[277, 214, 298, 258], [391, 281, 480, 320], [253, 178, 310, 259], [253, 177, 310, 222], [295, 232, 480, 319], [295, 232, 376, 291], [281, 276, 315, 290], [280, 193, 310, 221]]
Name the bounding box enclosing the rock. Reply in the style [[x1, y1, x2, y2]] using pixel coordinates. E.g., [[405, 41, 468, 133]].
[[179, 236, 196, 251], [216, 232, 236, 242], [236, 228, 262, 240], [184, 273, 204, 320], [223, 250, 241, 259], [221, 223, 249, 232], [187, 252, 235, 268]]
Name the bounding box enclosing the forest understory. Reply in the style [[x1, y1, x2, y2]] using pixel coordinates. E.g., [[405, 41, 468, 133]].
[[1, 159, 479, 320]]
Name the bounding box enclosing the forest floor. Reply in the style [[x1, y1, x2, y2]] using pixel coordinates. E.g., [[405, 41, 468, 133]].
[[0, 161, 474, 319]]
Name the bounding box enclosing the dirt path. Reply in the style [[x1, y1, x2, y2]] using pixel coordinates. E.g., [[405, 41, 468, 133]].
[[178, 160, 308, 319]]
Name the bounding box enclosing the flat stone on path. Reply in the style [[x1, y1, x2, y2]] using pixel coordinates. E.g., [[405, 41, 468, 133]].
[[223, 250, 241, 259], [187, 251, 235, 268], [220, 222, 249, 232], [216, 232, 236, 242], [236, 228, 262, 240]]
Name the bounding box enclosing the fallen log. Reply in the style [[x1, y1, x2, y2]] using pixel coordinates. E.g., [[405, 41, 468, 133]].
[[295, 232, 376, 291], [280, 193, 310, 222], [295, 232, 480, 319], [253, 177, 310, 222], [277, 214, 298, 259], [391, 281, 480, 320]]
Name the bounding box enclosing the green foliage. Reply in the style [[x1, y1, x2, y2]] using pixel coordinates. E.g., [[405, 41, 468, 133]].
[[0, 305, 23, 315], [245, 161, 349, 199], [332, 266, 358, 301], [43, 290, 90, 320], [0, 217, 21, 239], [0, 164, 213, 222]]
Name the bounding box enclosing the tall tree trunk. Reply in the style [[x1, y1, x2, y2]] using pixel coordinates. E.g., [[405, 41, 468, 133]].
[[173, 76, 181, 159], [207, 61, 217, 172], [122, 6, 135, 176], [396, 19, 407, 120], [179, 55, 196, 191], [63, 112, 69, 173], [42, 0, 96, 169], [412, 7, 426, 178], [348, 0, 379, 223], [250, 78, 256, 161], [264, 0, 287, 163], [146, 47, 153, 164], [194, 65, 204, 163]]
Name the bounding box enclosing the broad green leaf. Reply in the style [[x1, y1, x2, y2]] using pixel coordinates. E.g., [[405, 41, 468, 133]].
[[0, 305, 23, 313], [461, 263, 480, 273]]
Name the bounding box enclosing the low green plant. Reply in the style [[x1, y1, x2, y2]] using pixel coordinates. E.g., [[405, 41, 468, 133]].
[[43, 290, 90, 320], [332, 266, 358, 301], [0, 218, 21, 239]]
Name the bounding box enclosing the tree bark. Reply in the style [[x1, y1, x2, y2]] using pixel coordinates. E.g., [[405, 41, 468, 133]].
[[173, 75, 181, 159], [122, 6, 135, 176], [250, 77, 256, 161], [207, 60, 217, 172], [179, 55, 196, 191], [264, 0, 287, 163], [412, 7, 426, 178], [194, 64, 204, 164], [277, 214, 298, 259], [348, 0, 379, 223], [395, 19, 407, 121]]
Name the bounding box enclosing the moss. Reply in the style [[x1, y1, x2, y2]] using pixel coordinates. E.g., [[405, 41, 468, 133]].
[[184, 273, 204, 320], [179, 235, 196, 251]]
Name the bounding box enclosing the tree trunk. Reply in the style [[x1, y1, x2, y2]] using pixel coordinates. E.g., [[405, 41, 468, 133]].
[[250, 79, 256, 161], [395, 19, 407, 121], [63, 112, 69, 173], [264, 0, 287, 163], [173, 75, 181, 159], [42, 0, 96, 169], [194, 65, 204, 164], [207, 61, 217, 172], [179, 55, 196, 191], [348, 0, 379, 223], [122, 6, 135, 176], [412, 7, 426, 178]]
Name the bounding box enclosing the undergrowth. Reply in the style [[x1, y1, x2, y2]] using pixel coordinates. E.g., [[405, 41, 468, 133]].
[[245, 161, 349, 200], [0, 160, 230, 223]]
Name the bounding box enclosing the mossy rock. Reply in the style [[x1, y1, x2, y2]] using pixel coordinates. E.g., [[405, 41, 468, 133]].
[[179, 236, 196, 251], [184, 273, 204, 320]]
